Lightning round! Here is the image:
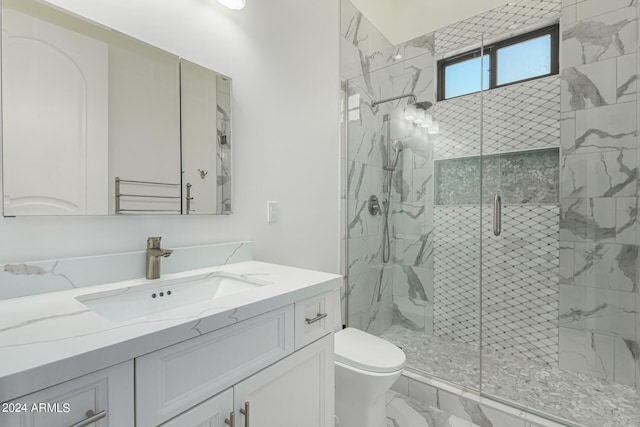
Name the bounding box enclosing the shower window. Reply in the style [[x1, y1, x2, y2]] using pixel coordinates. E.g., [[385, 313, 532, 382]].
[[437, 24, 559, 100]]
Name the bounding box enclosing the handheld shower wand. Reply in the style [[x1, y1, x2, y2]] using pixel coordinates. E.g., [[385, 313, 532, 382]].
[[384, 140, 404, 171]]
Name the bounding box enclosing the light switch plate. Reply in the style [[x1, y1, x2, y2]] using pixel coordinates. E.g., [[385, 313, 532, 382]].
[[267, 201, 278, 223]]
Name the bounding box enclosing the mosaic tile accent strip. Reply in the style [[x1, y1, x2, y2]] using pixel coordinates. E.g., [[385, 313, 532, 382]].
[[435, 76, 561, 160], [482, 205, 559, 365], [381, 325, 640, 427], [435, 149, 560, 205], [434, 0, 561, 56]]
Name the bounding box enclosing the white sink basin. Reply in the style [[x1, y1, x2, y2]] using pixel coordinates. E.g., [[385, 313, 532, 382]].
[[75, 272, 270, 322]]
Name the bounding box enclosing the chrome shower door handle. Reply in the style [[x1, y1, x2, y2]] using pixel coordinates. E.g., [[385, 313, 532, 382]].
[[493, 194, 502, 236]]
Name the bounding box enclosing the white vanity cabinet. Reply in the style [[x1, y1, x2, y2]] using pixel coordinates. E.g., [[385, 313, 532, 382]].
[[137, 294, 335, 427], [159, 335, 333, 427], [0, 361, 134, 427], [0, 264, 339, 427], [159, 388, 233, 427]]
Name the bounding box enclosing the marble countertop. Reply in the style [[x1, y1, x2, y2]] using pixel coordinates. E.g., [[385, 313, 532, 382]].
[[0, 260, 342, 402]]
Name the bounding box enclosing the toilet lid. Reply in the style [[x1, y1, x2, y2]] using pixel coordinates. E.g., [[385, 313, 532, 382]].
[[334, 327, 405, 373]]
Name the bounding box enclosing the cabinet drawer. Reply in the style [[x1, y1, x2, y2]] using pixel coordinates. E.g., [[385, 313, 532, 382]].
[[159, 388, 232, 427], [0, 361, 133, 427], [294, 291, 333, 350], [136, 305, 294, 427]]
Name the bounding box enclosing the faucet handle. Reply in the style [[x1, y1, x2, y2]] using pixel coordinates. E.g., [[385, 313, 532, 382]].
[[147, 236, 162, 249]]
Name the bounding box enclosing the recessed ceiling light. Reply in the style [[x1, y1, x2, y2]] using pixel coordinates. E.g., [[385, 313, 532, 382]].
[[218, 0, 245, 10]]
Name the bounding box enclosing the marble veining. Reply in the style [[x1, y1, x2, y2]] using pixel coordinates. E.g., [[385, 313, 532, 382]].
[[386, 392, 484, 427], [573, 128, 638, 152], [564, 242, 638, 292], [4, 264, 47, 275], [563, 18, 636, 64], [0, 309, 91, 335], [399, 265, 429, 301], [560, 198, 619, 242], [562, 67, 608, 110]]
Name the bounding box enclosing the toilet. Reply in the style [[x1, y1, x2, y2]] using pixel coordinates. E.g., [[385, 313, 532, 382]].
[[333, 290, 406, 427]]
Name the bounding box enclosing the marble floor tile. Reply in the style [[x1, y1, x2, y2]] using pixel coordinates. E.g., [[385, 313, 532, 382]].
[[386, 391, 481, 427], [381, 325, 640, 427]]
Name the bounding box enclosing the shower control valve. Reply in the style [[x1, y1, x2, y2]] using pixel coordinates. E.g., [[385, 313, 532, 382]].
[[368, 195, 380, 216]]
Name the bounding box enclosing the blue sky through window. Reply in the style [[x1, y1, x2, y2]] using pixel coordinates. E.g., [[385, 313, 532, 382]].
[[444, 55, 489, 99], [497, 35, 551, 85]]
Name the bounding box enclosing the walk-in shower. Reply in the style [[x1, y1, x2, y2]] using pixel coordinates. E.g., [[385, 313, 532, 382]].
[[342, 0, 640, 425]]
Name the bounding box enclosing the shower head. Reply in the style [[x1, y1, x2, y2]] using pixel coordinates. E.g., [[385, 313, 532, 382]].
[[371, 94, 433, 111], [414, 101, 433, 111]]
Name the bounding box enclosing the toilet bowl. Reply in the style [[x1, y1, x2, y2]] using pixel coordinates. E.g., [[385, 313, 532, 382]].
[[333, 291, 406, 427]]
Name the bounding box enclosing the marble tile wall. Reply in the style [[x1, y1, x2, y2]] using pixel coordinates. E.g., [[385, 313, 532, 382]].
[[340, 0, 394, 81], [389, 52, 436, 335], [342, 1, 397, 335], [560, 0, 640, 390]]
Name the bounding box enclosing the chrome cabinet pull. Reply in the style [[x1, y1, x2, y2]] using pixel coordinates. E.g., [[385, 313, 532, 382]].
[[493, 194, 502, 236], [239, 401, 250, 427], [186, 183, 194, 214], [225, 411, 235, 427], [69, 410, 106, 427], [305, 312, 327, 324]]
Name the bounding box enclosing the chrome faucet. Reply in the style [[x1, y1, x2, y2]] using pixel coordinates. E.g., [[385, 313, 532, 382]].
[[146, 237, 173, 279]]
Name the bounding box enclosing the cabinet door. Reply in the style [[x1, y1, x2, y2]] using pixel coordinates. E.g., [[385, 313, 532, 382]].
[[294, 291, 334, 350], [136, 305, 294, 427], [234, 334, 334, 427], [160, 388, 233, 427], [0, 361, 133, 427]]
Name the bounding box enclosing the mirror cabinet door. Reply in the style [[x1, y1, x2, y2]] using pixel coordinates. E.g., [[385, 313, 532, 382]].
[[1, 0, 231, 216]]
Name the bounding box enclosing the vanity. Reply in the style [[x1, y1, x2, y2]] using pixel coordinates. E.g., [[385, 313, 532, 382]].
[[0, 1, 339, 425], [0, 242, 341, 427]]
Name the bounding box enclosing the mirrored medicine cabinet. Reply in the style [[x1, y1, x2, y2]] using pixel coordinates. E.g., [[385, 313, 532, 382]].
[[1, 0, 232, 216]]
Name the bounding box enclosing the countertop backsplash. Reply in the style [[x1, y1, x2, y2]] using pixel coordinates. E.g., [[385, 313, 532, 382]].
[[0, 241, 253, 300]]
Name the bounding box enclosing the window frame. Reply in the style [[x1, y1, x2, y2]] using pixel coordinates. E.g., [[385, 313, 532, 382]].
[[437, 24, 559, 101]]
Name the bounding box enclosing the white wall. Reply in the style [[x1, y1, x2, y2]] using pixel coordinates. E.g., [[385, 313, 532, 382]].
[[351, 0, 509, 44], [0, 0, 341, 274]]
